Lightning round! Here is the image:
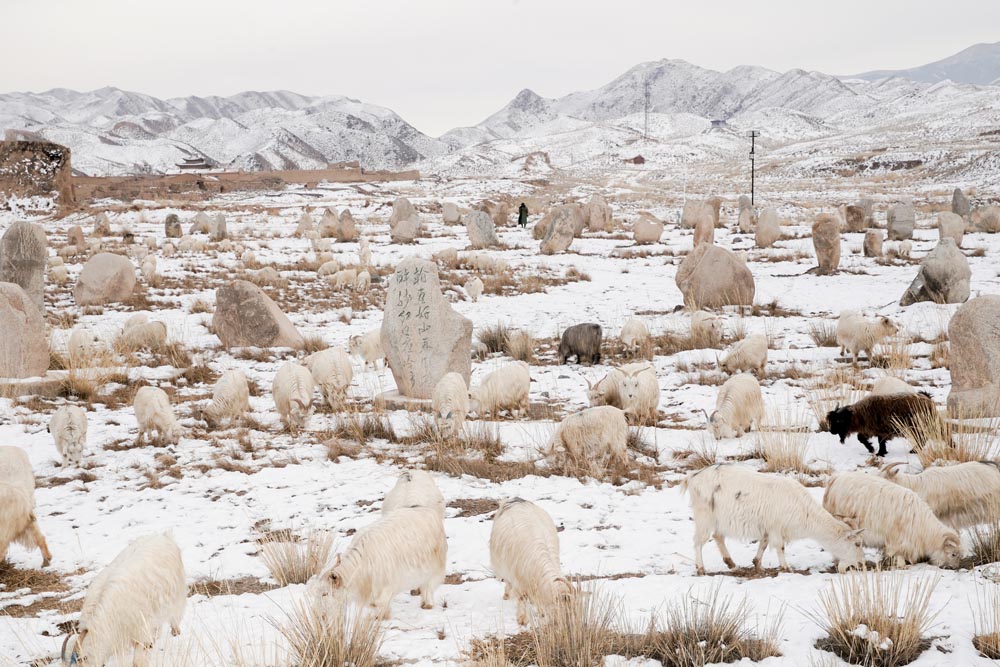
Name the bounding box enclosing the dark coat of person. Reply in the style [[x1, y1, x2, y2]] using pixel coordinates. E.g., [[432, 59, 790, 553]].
[[517, 203, 529, 228]]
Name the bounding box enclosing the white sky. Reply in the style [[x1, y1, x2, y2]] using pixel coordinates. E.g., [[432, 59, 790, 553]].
[[3, 0, 998, 136]]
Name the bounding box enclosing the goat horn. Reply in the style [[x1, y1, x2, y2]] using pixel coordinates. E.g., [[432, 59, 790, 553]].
[[880, 461, 907, 477]]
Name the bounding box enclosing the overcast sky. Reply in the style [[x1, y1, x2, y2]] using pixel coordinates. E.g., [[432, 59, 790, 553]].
[[3, 0, 998, 136]]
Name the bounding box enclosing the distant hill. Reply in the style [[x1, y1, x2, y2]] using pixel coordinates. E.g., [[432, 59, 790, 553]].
[[848, 41, 1000, 85]]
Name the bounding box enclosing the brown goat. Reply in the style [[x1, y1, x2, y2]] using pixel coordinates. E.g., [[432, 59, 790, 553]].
[[558, 323, 602, 365], [826, 392, 941, 457]]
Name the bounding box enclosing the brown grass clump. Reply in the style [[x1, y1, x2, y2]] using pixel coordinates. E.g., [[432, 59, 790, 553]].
[[753, 411, 812, 473], [974, 584, 1000, 659], [506, 330, 536, 363], [189, 298, 213, 314], [898, 410, 1000, 468], [969, 520, 1000, 566], [259, 529, 335, 586], [273, 598, 385, 667], [930, 341, 949, 369], [478, 323, 512, 354], [809, 320, 839, 347], [672, 435, 718, 470], [333, 411, 397, 445], [302, 335, 328, 354], [869, 335, 912, 374], [806, 368, 866, 431], [812, 570, 937, 667]]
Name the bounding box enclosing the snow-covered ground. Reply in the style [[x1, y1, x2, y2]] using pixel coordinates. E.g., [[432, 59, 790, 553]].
[[1, 170, 999, 666]]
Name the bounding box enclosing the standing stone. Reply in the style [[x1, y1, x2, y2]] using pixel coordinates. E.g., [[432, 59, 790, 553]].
[[389, 197, 417, 230], [164, 214, 182, 238], [887, 204, 915, 241], [693, 211, 714, 246], [899, 239, 970, 307], [337, 210, 358, 242], [539, 206, 577, 255], [0, 221, 47, 311], [738, 208, 754, 234], [864, 230, 884, 257], [442, 202, 462, 225], [812, 214, 842, 274], [0, 282, 48, 379], [675, 244, 755, 309], [93, 212, 111, 237], [295, 212, 315, 237], [948, 295, 1000, 415], [845, 205, 866, 232], [380, 258, 472, 399], [73, 252, 136, 306], [755, 208, 782, 248], [213, 280, 305, 350], [492, 201, 510, 228], [209, 214, 227, 242], [189, 212, 211, 235], [708, 196, 723, 228], [68, 225, 85, 248], [390, 216, 420, 244], [938, 212, 965, 247], [738, 195, 751, 214], [585, 194, 613, 232], [633, 212, 664, 244], [466, 210, 500, 248], [952, 188, 971, 219], [318, 209, 339, 238], [856, 198, 875, 228], [972, 206, 1000, 233], [681, 200, 714, 230]]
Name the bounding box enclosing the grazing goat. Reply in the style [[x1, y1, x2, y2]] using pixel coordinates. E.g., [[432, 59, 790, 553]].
[[49, 405, 88, 466], [382, 470, 445, 516], [684, 464, 863, 574], [883, 461, 1000, 529], [619, 317, 650, 353], [133, 387, 182, 445], [871, 376, 916, 396], [490, 498, 575, 625], [836, 311, 898, 364], [720, 334, 768, 375], [62, 532, 186, 667], [558, 323, 602, 365], [465, 276, 484, 302], [305, 348, 353, 409], [0, 446, 52, 567], [470, 361, 530, 418], [317, 507, 446, 619], [356, 270, 371, 293], [709, 373, 764, 440], [273, 362, 314, 431], [586, 368, 624, 409], [550, 405, 628, 464], [824, 472, 961, 568], [201, 370, 250, 427], [349, 330, 385, 369], [690, 310, 723, 347], [432, 372, 469, 438], [826, 392, 940, 457]]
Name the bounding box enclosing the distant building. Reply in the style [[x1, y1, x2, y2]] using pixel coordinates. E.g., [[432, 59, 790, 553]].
[[709, 119, 729, 131], [176, 156, 211, 171], [623, 154, 646, 165]]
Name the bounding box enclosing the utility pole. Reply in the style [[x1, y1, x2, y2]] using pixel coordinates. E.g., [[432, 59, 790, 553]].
[[747, 129, 759, 205], [643, 79, 652, 141]]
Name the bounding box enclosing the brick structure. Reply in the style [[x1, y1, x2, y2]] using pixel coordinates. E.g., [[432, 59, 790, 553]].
[[0, 139, 75, 211]]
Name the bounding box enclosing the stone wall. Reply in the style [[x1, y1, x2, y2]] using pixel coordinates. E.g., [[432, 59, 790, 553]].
[[0, 140, 75, 210]]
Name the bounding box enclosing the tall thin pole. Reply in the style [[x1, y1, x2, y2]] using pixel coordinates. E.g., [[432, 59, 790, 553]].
[[747, 129, 759, 205], [643, 79, 651, 141]]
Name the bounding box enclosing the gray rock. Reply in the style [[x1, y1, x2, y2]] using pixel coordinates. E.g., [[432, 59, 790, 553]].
[[812, 214, 841, 274], [585, 194, 613, 232], [938, 211, 965, 247], [74, 252, 136, 306], [887, 204, 915, 241], [738, 207, 754, 234], [380, 258, 472, 399], [755, 208, 782, 248], [633, 213, 664, 244], [676, 244, 755, 309], [295, 212, 315, 237], [0, 282, 48, 379], [693, 210, 714, 246], [855, 198, 875, 228], [213, 280, 304, 349], [948, 295, 1000, 416], [863, 230, 884, 257], [390, 215, 420, 244], [442, 202, 462, 225], [899, 239, 970, 307], [209, 213, 227, 242], [68, 225, 85, 248], [738, 195, 752, 213], [337, 209, 358, 242], [0, 221, 46, 311], [318, 209, 339, 238], [164, 214, 182, 238], [972, 206, 1000, 233], [465, 210, 500, 248], [389, 197, 418, 230], [539, 206, 577, 254], [681, 200, 713, 230], [93, 212, 111, 237], [952, 188, 971, 218]]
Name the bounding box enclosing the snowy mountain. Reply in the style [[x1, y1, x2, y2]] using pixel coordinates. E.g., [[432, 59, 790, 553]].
[[850, 41, 1000, 85], [0, 88, 449, 176]]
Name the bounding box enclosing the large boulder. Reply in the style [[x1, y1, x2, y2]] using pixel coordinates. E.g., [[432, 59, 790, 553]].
[[887, 204, 915, 241], [675, 244, 755, 309], [844, 205, 866, 232], [337, 209, 358, 242], [972, 206, 1000, 233], [633, 212, 664, 244], [863, 230, 884, 257], [213, 280, 304, 349], [539, 206, 577, 254], [856, 198, 875, 228], [93, 212, 111, 237], [189, 212, 211, 235], [0, 282, 48, 379], [938, 211, 965, 247], [68, 225, 85, 248], [442, 202, 462, 225], [693, 210, 714, 246], [948, 295, 1000, 415], [390, 216, 420, 244], [164, 214, 182, 238], [74, 252, 136, 306], [533, 205, 584, 240], [318, 209, 339, 238], [899, 239, 970, 307], [738, 195, 751, 214], [681, 200, 713, 230], [380, 258, 472, 399], [389, 197, 417, 230], [209, 214, 227, 242], [0, 221, 47, 311], [755, 208, 782, 248], [465, 210, 500, 248], [584, 194, 613, 232], [952, 188, 971, 219], [812, 214, 841, 274]]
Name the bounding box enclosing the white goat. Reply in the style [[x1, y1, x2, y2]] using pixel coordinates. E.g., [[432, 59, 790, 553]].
[[684, 464, 864, 575], [356, 270, 371, 293], [871, 376, 916, 396], [134, 387, 182, 445], [68, 327, 108, 366], [690, 310, 723, 347], [465, 276, 484, 302], [720, 334, 768, 375], [273, 362, 314, 430], [490, 498, 574, 625], [823, 471, 961, 568], [432, 372, 470, 438], [61, 532, 186, 667], [317, 507, 446, 619], [618, 362, 659, 423], [349, 330, 385, 369], [883, 461, 1000, 529], [202, 370, 250, 427], [709, 373, 764, 440], [50, 264, 69, 285], [332, 269, 358, 291], [836, 311, 898, 364], [619, 317, 650, 352], [304, 348, 353, 409], [317, 260, 340, 277], [49, 406, 88, 466], [0, 446, 52, 567], [550, 405, 628, 464], [359, 237, 372, 266], [470, 361, 530, 418], [586, 368, 624, 409], [381, 470, 445, 516], [117, 320, 168, 352]]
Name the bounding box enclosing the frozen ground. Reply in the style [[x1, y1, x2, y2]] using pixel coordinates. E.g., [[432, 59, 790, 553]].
[[1, 170, 999, 666]]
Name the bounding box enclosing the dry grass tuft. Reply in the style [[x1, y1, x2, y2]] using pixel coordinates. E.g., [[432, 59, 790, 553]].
[[303, 335, 328, 354], [809, 320, 839, 347], [478, 323, 512, 354], [672, 435, 718, 470], [970, 520, 1000, 566], [974, 583, 1000, 659], [506, 330, 536, 363], [333, 411, 397, 445], [259, 529, 335, 586], [898, 410, 1000, 468], [273, 598, 385, 667], [189, 298, 213, 314], [812, 570, 937, 667], [753, 409, 812, 473], [807, 368, 867, 431], [930, 341, 949, 369], [869, 335, 912, 374]]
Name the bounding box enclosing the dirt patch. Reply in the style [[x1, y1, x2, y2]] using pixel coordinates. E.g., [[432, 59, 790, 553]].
[[447, 498, 500, 518], [190, 576, 279, 597]]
